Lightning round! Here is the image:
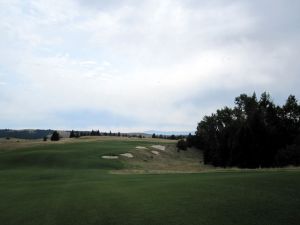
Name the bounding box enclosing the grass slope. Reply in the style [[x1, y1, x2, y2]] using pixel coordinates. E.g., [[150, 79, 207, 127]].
[[0, 137, 299, 225]]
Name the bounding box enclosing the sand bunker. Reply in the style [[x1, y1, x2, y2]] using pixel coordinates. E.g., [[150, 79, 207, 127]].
[[101, 156, 119, 159], [151, 150, 160, 155], [120, 153, 134, 158], [136, 146, 148, 149], [151, 145, 166, 151]]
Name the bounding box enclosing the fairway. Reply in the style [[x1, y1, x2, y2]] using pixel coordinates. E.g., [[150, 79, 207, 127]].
[[0, 138, 299, 225]]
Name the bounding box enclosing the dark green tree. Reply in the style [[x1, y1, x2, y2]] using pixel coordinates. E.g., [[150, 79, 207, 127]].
[[51, 131, 60, 141], [186, 133, 193, 147], [194, 92, 300, 168], [70, 130, 75, 138]]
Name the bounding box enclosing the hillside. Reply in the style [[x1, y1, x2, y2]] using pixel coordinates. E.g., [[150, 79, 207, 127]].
[[0, 136, 299, 225], [0, 136, 207, 173]]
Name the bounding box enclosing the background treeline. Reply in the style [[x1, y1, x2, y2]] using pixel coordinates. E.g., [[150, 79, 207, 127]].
[[69, 130, 145, 138], [151, 133, 186, 140], [188, 92, 300, 168], [70, 130, 124, 138], [1, 128, 187, 140], [69, 130, 186, 139]]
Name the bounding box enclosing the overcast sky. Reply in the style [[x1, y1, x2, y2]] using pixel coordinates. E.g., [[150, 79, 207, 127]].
[[1, 0, 300, 132]]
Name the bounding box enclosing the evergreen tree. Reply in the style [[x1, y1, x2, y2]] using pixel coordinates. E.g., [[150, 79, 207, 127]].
[[70, 130, 75, 138], [186, 133, 193, 147], [193, 93, 300, 168], [51, 131, 60, 141]]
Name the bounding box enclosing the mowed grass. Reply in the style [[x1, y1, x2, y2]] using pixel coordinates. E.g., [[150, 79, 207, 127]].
[[0, 138, 299, 225]]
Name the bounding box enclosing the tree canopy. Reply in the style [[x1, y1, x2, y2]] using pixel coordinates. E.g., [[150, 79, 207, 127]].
[[192, 92, 300, 168]]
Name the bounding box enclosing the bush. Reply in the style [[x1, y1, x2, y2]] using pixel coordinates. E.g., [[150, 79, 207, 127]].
[[177, 139, 188, 151]]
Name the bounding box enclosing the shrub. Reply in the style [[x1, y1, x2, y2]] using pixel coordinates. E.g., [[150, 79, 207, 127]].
[[177, 139, 188, 151]]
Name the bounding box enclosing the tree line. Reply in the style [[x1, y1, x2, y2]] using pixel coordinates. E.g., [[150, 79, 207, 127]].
[[48, 130, 187, 142], [152, 133, 186, 140], [187, 92, 300, 168], [48, 130, 149, 141], [69, 130, 143, 138]]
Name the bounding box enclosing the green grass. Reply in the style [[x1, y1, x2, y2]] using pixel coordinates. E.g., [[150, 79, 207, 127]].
[[0, 138, 299, 225], [0, 140, 155, 170]]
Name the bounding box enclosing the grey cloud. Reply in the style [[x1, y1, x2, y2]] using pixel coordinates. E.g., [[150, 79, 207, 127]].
[[1, 0, 300, 131]]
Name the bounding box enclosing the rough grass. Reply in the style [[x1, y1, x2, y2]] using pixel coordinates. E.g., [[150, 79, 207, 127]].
[[0, 137, 299, 225], [122, 145, 211, 173]]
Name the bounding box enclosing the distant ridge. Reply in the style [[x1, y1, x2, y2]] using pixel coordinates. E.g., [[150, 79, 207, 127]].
[[0, 129, 54, 139], [0, 129, 194, 140], [144, 130, 193, 136]]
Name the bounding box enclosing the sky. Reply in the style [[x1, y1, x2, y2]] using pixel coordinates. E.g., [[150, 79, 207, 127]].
[[0, 0, 300, 132]]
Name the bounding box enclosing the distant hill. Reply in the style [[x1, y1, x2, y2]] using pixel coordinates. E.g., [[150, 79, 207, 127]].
[[0, 129, 193, 140], [0, 129, 54, 139], [144, 130, 193, 136], [127, 132, 152, 138]]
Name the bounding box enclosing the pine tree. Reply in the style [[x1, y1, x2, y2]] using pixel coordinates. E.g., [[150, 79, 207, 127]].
[[70, 130, 75, 138], [51, 131, 60, 141]]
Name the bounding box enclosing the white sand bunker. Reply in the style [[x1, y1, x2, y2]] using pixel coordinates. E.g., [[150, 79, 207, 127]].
[[102, 156, 119, 159], [120, 153, 134, 158], [151, 145, 166, 151], [151, 150, 160, 155], [136, 146, 148, 149]]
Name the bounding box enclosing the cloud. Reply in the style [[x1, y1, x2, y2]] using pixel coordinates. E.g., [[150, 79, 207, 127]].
[[0, 0, 300, 131]]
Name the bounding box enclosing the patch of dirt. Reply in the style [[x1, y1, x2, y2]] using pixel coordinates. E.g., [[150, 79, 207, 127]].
[[101, 156, 119, 159], [151, 145, 166, 151], [120, 153, 134, 158], [151, 150, 160, 155], [136, 146, 148, 149]]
